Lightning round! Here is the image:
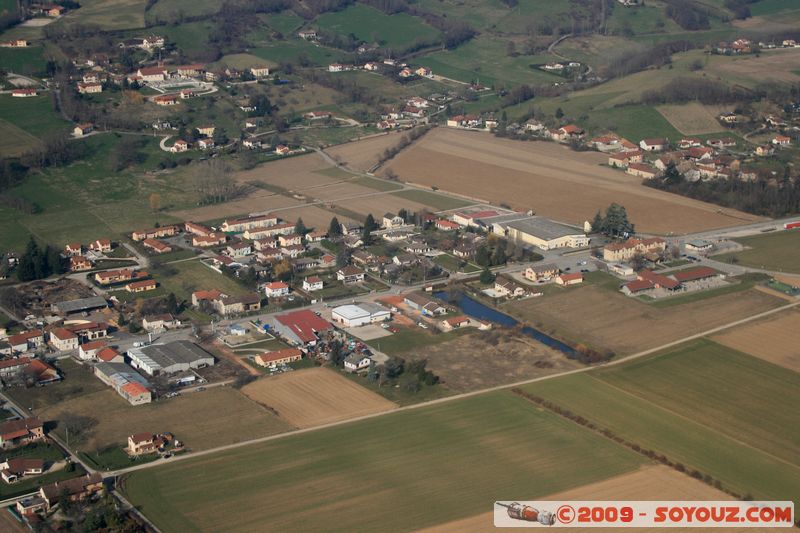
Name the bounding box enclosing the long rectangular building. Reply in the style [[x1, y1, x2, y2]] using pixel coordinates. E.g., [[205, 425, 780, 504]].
[[94, 362, 152, 405], [506, 217, 589, 250], [128, 341, 215, 375]]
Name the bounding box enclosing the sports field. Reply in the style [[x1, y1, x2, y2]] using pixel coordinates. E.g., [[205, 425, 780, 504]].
[[713, 230, 800, 273], [241, 367, 397, 428], [40, 386, 291, 452], [381, 128, 761, 234], [712, 308, 800, 372], [503, 280, 783, 355], [123, 392, 644, 532]]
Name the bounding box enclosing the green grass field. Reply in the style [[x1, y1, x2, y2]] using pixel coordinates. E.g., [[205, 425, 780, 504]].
[[153, 259, 252, 302], [390, 189, 472, 211], [146, 0, 220, 24], [123, 391, 644, 532], [419, 36, 561, 87], [60, 0, 146, 29], [0, 46, 47, 76], [524, 340, 800, 505], [0, 0, 16, 13], [750, 0, 800, 16], [713, 230, 800, 273], [316, 4, 440, 51], [578, 104, 683, 141], [0, 93, 68, 139], [251, 39, 347, 67], [265, 11, 304, 35]]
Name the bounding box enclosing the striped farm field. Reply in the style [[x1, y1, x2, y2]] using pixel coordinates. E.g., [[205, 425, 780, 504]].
[[123, 391, 645, 532], [712, 308, 800, 372], [524, 339, 800, 506]]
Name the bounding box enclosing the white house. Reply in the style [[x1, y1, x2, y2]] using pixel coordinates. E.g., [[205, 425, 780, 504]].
[[264, 281, 290, 297], [343, 353, 371, 372], [302, 276, 323, 292]]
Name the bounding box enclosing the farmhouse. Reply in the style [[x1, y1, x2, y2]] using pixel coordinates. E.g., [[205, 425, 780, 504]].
[[170, 139, 188, 152], [404, 292, 447, 316], [132, 225, 179, 241], [506, 217, 589, 250], [69, 256, 92, 271], [77, 82, 102, 94], [1, 458, 45, 483], [626, 163, 658, 179], [435, 219, 460, 231], [197, 138, 215, 150], [78, 340, 107, 360], [143, 238, 172, 254], [272, 309, 333, 346], [304, 111, 331, 120], [494, 277, 527, 297], [8, 331, 44, 353], [222, 214, 277, 233], [48, 328, 79, 351], [303, 276, 323, 292], [556, 272, 583, 286], [255, 348, 303, 368], [0, 418, 44, 449], [97, 347, 124, 363], [441, 316, 470, 331], [264, 281, 290, 297], [524, 263, 559, 281], [772, 135, 791, 147], [72, 123, 94, 137], [142, 313, 180, 332], [331, 303, 391, 327], [382, 213, 405, 229], [39, 473, 104, 511], [127, 433, 158, 456], [216, 293, 262, 316], [639, 138, 667, 151], [298, 29, 317, 40], [128, 341, 214, 376], [603, 237, 666, 262], [337, 265, 365, 284], [126, 279, 158, 293], [137, 66, 167, 82], [344, 353, 371, 373]]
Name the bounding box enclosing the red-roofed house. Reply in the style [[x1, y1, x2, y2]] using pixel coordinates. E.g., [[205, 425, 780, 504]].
[[142, 238, 172, 254], [78, 340, 107, 360], [0, 418, 44, 449], [255, 348, 303, 367], [435, 219, 460, 231], [88, 239, 112, 253], [672, 267, 722, 283], [69, 256, 92, 272], [440, 315, 470, 331], [96, 347, 124, 363], [452, 210, 500, 227], [302, 276, 323, 292], [49, 328, 79, 351], [556, 272, 583, 286], [126, 279, 157, 293], [264, 281, 290, 297]]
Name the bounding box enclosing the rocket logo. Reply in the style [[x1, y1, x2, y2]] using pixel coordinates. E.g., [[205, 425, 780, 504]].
[[496, 502, 556, 526]]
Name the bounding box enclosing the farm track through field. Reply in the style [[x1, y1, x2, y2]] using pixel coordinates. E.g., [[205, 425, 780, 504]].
[[110, 299, 800, 479]]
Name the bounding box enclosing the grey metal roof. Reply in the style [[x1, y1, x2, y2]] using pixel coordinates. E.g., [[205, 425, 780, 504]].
[[54, 296, 108, 314], [132, 341, 213, 371], [507, 217, 584, 241]]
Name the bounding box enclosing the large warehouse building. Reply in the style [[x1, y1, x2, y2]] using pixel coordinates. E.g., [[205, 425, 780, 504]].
[[506, 217, 589, 250], [331, 303, 391, 327], [128, 341, 215, 376]]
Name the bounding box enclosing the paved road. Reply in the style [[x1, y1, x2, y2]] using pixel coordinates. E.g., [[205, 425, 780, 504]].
[[106, 298, 799, 479]]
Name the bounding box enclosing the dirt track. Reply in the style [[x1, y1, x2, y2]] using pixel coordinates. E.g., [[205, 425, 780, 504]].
[[241, 367, 397, 428], [418, 465, 751, 533], [380, 128, 762, 234]]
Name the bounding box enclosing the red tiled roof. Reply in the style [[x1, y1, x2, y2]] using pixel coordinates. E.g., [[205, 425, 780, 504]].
[[672, 267, 719, 283], [121, 382, 149, 396], [639, 270, 680, 290], [0, 357, 30, 369], [275, 310, 333, 344], [96, 347, 121, 362], [624, 279, 655, 293], [256, 348, 302, 364]]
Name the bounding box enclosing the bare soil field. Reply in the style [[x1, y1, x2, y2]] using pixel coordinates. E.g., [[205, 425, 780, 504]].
[[169, 191, 302, 222], [234, 153, 343, 190], [657, 103, 725, 135], [419, 329, 581, 392], [504, 285, 783, 356], [334, 192, 433, 218], [39, 387, 290, 452], [272, 204, 356, 229], [241, 367, 397, 428], [420, 465, 747, 533], [380, 129, 760, 234], [709, 48, 800, 84], [712, 309, 800, 372], [326, 131, 406, 172], [302, 180, 381, 202], [0, 509, 27, 533]]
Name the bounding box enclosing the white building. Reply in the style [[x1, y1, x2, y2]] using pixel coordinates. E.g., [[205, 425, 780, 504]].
[[331, 303, 391, 327], [506, 217, 589, 250]]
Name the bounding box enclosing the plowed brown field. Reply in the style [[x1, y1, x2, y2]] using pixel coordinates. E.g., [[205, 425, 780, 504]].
[[380, 128, 762, 234], [419, 465, 748, 533], [326, 131, 407, 172], [712, 308, 800, 372], [241, 367, 397, 428]]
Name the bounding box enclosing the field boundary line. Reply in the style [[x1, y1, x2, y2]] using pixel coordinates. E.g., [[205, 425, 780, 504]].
[[111, 300, 800, 478], [584, 373, 800, 472]]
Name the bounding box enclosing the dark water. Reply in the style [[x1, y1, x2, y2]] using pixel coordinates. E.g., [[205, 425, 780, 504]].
[[434, 291, 577, 358]]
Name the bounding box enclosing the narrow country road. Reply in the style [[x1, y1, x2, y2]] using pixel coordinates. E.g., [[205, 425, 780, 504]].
[[107, 298, 799, 479]]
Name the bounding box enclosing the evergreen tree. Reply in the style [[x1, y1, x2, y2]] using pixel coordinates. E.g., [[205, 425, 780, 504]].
[[328, 216, 342, 238], [294, 217, 307, 236], [663, 162, 683, 185], [479, 267, 495, 284], [362, 214, 377, 245], [475, 245, 490, 267], [591, 210, 604, 233]]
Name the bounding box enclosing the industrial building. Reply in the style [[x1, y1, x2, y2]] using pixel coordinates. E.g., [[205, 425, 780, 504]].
[[272, 310, 333, 346], [127, 341, 215, 376], [331, 303, 391, 327], [93, 362, 152, 405], [53, 296, 108, 316], [506, 217, 589, 250]]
